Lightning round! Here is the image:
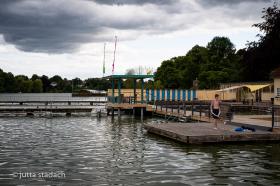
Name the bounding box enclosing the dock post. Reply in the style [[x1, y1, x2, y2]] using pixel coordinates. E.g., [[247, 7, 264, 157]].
[[171, 101, 173, 113], [111, 108, 114, 118], [183, 102, 186, 115], [191, 101, 194, 116], [272, 105, 275, 129], [118, 79, 121, 103], [156, 101, 158, 110], [199, 102, 202, 118], [178, 101, 180, 114], [141, 79, 144, 104], [141, 107, 144, 121], [161, 101, 163, 111], [133, 108, 135, 116], [133, 79, 137, 103], [112, 79, 115, 103], [118, 108, 121, 117]]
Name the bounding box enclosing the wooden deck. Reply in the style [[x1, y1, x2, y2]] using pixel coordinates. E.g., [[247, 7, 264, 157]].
[[147, 104, 278, 130], [144, 122, 280, 144], [107, 103, 147, 109], [232, 115, 272, 128]]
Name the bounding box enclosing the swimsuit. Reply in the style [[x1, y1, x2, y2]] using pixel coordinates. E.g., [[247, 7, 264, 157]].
[[212, 108, 220, 119]]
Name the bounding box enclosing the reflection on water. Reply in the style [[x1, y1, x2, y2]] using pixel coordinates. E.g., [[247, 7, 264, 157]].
[[0, 116, 280, 185]]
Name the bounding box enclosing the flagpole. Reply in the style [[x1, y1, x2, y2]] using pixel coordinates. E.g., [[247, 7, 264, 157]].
[[112, 36, 117, 75], [103, 43, 106, 77]]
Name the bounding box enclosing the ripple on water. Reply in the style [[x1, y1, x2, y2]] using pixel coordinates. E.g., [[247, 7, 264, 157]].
[[0, 117, 280, 185]]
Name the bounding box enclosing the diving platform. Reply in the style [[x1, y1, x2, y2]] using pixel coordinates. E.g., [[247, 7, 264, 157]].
[[104, 74, 154, 118]]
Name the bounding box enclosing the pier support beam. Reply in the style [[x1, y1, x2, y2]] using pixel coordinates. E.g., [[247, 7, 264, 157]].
[[183, 102, 186, 115], [118, 79, 121, 103], [111, 108, 114, 118], [141, 78, 144, 104], [133, 79, 137, 103], [118, 108, 121, 117], [112, 79, 115, 103], [141, 107, 144, 121]]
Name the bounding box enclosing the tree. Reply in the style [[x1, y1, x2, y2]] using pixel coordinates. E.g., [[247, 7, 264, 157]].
[[182, 45, 208, 88], [155, 36, 242, 89], [40, 75, 50, 92], [32, 79, 43, 93], [85, 78, 111, 90], [0, 69, 5, 92], [49, 75, 64, 92], [125, 68, 136, 75], [31, 74, 40, 81], [155, 59, 182, 88], [242, 3, 280, 81]]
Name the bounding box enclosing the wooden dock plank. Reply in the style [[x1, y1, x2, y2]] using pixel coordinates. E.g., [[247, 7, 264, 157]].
[[144, 122, 280, 144], [107, 103, 147, 109]]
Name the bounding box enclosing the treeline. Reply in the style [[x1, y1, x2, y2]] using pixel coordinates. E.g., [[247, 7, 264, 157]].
[[0, 69, 111, 93], [155, 4, 280, 89]]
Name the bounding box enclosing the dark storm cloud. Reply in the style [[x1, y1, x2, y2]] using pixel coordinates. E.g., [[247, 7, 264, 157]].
[[0, 0, 102, 53], [0, 0, 179, 53], [0, 0, 274, 53], [92, 0, 176, 5], [198, 0, 271, 7]]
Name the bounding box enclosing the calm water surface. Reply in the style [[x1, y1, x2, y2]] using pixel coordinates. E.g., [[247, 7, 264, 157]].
[[0, 116, 280, 186]]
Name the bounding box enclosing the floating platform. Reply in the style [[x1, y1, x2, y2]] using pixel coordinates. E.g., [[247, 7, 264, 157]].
[[144, 122, 280, 144]]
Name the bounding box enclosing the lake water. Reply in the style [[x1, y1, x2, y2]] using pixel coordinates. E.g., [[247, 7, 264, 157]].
[[0, 116, 280, 186]]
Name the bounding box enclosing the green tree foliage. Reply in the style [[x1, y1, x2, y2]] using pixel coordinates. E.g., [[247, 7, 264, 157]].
[[155, 58, 183, 88], [123, 68, 136, 88], [155, 37, 241, 89], [242, 3, 280, 81], [85, 78, 111, 90], [40, 75, 50, 92], [0, 68, 111, 93], [156, 4, 280, 89], [32, 79, 43, 93]]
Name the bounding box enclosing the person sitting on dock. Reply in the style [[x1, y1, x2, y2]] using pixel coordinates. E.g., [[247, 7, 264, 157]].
[[211, 94, 221, 129]]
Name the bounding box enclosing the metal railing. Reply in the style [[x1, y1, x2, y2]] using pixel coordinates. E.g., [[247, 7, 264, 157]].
[[152, 100, 233, 122], [107, 96, 147, 104]]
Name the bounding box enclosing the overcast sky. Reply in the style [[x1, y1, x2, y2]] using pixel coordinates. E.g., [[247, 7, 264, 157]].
[[0, 0, 276, 79]]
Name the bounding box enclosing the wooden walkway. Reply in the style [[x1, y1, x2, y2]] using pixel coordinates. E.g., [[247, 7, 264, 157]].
[[144, 122, 280, 144], [147, 104, 277, 130], [232, 115, 272, 128]]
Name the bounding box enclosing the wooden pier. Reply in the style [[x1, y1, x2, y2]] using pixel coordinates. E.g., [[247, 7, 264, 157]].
[[106, 103, 147, 118], [144, 122, 280, 144]]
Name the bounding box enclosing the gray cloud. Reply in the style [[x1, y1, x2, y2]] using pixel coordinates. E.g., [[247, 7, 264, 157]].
[[0, 0, 106, 53], [0, 0, 184, 53], [92, 0, 176, 5], [198, 0, 271, 7], [0, 0, 274, 53]]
